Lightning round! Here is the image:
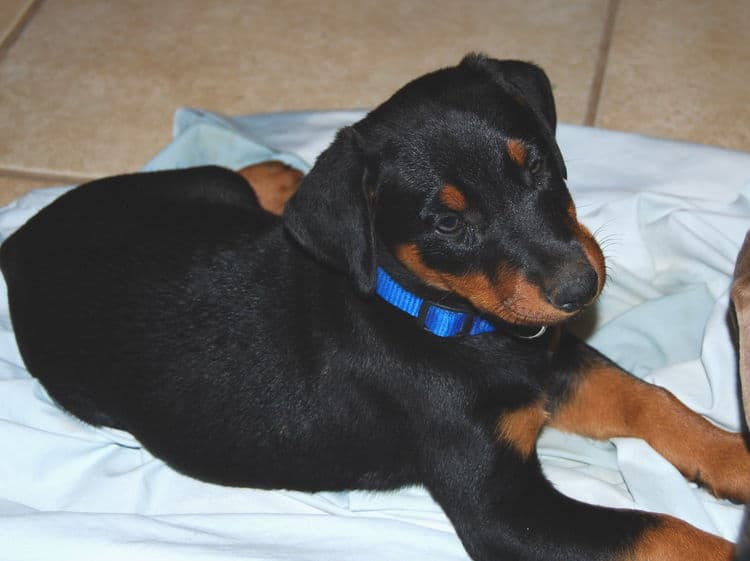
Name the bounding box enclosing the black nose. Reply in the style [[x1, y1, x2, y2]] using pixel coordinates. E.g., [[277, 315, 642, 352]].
[[544, 263, 599, 313]]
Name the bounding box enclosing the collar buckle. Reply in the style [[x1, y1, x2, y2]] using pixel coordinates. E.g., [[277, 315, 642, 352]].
[[517, 325, 547, 339], [416, 300, 475, 337]]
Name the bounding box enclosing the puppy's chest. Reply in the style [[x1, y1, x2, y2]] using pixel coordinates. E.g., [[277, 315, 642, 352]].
[[404, 337, 554, 413]]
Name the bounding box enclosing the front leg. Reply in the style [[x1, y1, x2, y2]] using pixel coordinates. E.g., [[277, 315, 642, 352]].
[[423, 415, 732, 561], [547, 331, 750, 503]]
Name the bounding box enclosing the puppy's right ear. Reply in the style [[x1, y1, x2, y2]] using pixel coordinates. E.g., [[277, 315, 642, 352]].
[[283, 127, 376, 295], [461, 53, 568, 179]]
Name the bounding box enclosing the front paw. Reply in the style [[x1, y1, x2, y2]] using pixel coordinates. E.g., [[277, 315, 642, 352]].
[[630, 516, 733, 561], [689, 431, 750, 503]]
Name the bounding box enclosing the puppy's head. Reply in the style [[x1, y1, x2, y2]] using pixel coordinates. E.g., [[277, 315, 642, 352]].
[[284, 54, 604, 328]]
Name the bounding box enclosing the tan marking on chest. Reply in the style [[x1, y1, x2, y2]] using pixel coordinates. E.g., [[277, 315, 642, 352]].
[[496, 400, 549, 459]]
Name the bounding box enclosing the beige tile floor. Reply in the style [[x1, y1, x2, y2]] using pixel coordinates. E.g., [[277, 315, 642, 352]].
[[0, 0, 747, 206]]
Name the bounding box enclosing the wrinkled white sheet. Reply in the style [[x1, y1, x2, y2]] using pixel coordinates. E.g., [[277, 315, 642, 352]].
[[1, 109, 749, 560]]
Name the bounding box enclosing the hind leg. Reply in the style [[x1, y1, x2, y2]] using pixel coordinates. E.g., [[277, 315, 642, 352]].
[[41, 380, 123, 428], [238, 161, 304, 215]]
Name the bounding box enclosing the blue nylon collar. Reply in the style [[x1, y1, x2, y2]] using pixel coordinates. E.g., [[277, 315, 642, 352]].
[[375, 267, 546, 339]]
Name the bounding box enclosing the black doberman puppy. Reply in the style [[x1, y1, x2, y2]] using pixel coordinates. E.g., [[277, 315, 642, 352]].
[[2, 54, 747, 561]]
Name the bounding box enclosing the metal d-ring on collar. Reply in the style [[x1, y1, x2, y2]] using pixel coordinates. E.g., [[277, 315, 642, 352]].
[[374, 267, 547, 340], [512, 324, 547, 340]]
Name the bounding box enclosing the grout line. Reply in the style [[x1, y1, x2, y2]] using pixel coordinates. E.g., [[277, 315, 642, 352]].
[[0, 167, 98, 185], [0, 0, 44, 60], [584, 0, 620, 126]]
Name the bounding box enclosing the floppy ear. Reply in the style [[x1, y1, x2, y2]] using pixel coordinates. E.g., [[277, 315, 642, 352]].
[[283, 126, 376, 294], [461, 54, 567, 179]]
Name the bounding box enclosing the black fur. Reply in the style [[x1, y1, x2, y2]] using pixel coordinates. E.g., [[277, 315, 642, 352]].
[[2, 54, 664, 560]]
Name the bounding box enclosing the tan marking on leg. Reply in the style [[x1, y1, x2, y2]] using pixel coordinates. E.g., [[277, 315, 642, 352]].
[[237, 161, 304, 215], [439, 185, 467, 211], [496, 400, 549, 459], [550, 362, 750, 502], [506, 139, 527, 166], [622, 516, 733, 561]]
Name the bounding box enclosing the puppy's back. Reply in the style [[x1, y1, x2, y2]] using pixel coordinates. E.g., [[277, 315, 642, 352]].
[[0, 166, 276, 428]]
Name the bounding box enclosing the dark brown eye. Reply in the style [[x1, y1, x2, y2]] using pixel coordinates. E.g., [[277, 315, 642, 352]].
[[435, 214, 463, 236], [528, 159, 543, 174]]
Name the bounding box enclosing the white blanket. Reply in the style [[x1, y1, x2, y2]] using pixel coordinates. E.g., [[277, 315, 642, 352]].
[[1, 109, 749, 559]]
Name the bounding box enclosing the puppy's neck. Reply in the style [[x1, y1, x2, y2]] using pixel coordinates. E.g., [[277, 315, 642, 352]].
[[373, 243, 548, 340], [375, 244, 471, 311]]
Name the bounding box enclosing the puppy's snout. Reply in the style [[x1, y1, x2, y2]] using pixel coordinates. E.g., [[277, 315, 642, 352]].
[[544, 261, 599, 313]]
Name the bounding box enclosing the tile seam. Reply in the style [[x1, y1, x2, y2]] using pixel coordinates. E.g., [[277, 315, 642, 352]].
[[584, 0, 620, 126], [0, 0, 44, 60], [0, 167, 97, 185]]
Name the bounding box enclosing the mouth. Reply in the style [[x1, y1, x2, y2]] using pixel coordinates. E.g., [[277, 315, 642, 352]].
[[395, 242, 605, 327], [447, 266, 585, 327]]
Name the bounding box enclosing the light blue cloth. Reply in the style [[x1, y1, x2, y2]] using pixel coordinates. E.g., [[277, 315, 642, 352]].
[[1, 108, 750, 560], [142, 108, 367, 173]]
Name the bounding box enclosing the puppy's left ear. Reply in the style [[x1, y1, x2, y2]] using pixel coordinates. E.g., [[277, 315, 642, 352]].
[[462, 54, 567, 179], [283, 127, 376, 295]]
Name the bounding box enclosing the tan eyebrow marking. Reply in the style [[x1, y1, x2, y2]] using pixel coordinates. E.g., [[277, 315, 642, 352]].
[[439, 184, 468, 211], [506, 139, 527, 166]]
